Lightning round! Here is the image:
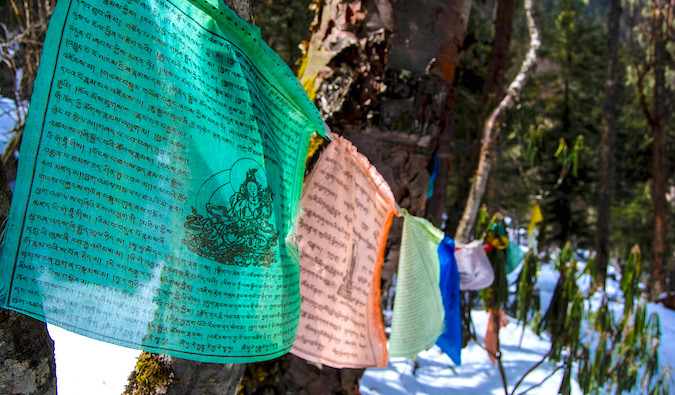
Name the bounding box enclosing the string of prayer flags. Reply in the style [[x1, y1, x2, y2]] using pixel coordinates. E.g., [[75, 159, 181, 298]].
[[389, 211, 445, 360], [486, 223, 509, 250], [0, 0, 326, 363], [456, 241, 495, 291], [436, 237, 462, 366], [291, 136, 396, 369]]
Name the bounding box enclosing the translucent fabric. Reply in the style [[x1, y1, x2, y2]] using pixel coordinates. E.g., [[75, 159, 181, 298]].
[[389, 211, 445, 360], [290, 136, 396, 368], [0, 0, 325, 363], [455, 241, 495, 291]]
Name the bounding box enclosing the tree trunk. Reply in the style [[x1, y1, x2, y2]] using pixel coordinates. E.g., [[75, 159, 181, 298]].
[[594, 0, 622, 290], [298, 0, 472, 303], [0, 166, 57, 394], [649, 0, 668, 300], [454, 0, 541, 243], [243, 0, 471, 393], [484, 0, 516, 216]]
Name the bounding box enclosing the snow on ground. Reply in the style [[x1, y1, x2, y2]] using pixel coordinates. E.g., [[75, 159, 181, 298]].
[[648, 303, 675, 374], [46, 259, 674, 394], [361, 258, 675, 395], [361, 310, 580, 395], [48, 325, 140, 395]]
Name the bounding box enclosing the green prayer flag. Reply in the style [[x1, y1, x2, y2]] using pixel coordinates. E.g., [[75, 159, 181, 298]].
[[506, 242, 526, 275], [0, 0, 325, 363], [389, 211, 445, 359]]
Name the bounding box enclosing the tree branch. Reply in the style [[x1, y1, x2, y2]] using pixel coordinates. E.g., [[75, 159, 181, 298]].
[[516, 364, 565, 395], [454, 0, 541, 242], [509, 349, 552, 395]]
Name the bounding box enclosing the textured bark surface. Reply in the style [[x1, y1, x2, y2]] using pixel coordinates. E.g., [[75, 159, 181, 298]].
[[594, 0, 622, 290], [0, 311, 57, 395], [0, 166, 57, 395], [164, 359, 246, 395], [304, 0, 471, 283]]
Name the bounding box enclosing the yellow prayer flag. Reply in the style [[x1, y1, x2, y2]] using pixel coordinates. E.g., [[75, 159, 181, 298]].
[[528, 204, 543, 235]]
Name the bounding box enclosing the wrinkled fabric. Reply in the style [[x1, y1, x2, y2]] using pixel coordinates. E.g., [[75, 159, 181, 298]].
[[389, 211, 445, 360], [291, 136, 396, 368], [455, 241, 495, 291], [0, 0, 325, 363], [436, 237, 462, 366]]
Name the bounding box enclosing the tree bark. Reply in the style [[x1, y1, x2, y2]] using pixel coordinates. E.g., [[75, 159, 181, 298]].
[[298, 0, 471, 299], [454, 0, 541, 243], [594, 0, 622, 290], [649, 0, 668, 300], [483, 0, 516, 104], [484, 0, 516, 216], [0, 166, 57, 394], [0, 2, 58, 393], [164, 359, 245, 395]]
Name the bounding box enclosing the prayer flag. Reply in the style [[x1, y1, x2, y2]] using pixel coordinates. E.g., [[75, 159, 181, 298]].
[[0, 0, 325, 363], [528, 203, 543, 235], [389, 212, 445, 360], [505, 242, 526, 275], [290, 136, 396, 368], [436, 237, 462, 366], [456, 241, 495, 291]]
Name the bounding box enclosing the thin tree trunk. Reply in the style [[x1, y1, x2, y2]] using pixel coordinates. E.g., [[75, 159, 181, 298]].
[[455, 0, 541, 243], [649, 0, 668, 300], [484, 0, 516, 216], [594, 0, 622, 289], [483, 0, 517, 104]]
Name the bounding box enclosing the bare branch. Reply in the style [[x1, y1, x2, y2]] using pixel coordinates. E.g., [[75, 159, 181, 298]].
[[516, 364, 565, 395], [509, 350, 553, 395]]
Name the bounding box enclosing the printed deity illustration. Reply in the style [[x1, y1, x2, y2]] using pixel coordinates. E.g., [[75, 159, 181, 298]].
[[182, 166, 278, 267]]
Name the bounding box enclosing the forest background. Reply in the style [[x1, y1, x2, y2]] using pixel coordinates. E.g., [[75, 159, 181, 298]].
[[0, 0, 673, 393]]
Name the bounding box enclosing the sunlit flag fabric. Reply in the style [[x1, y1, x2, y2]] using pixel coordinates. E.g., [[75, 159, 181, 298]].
[[0, 0, 326, 362], [389, 211, 445, 360], [528, 203, 544, 236], [290, 136, 396, 368], [436, 237, 462, 366], [455, 241, 495, 291]]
